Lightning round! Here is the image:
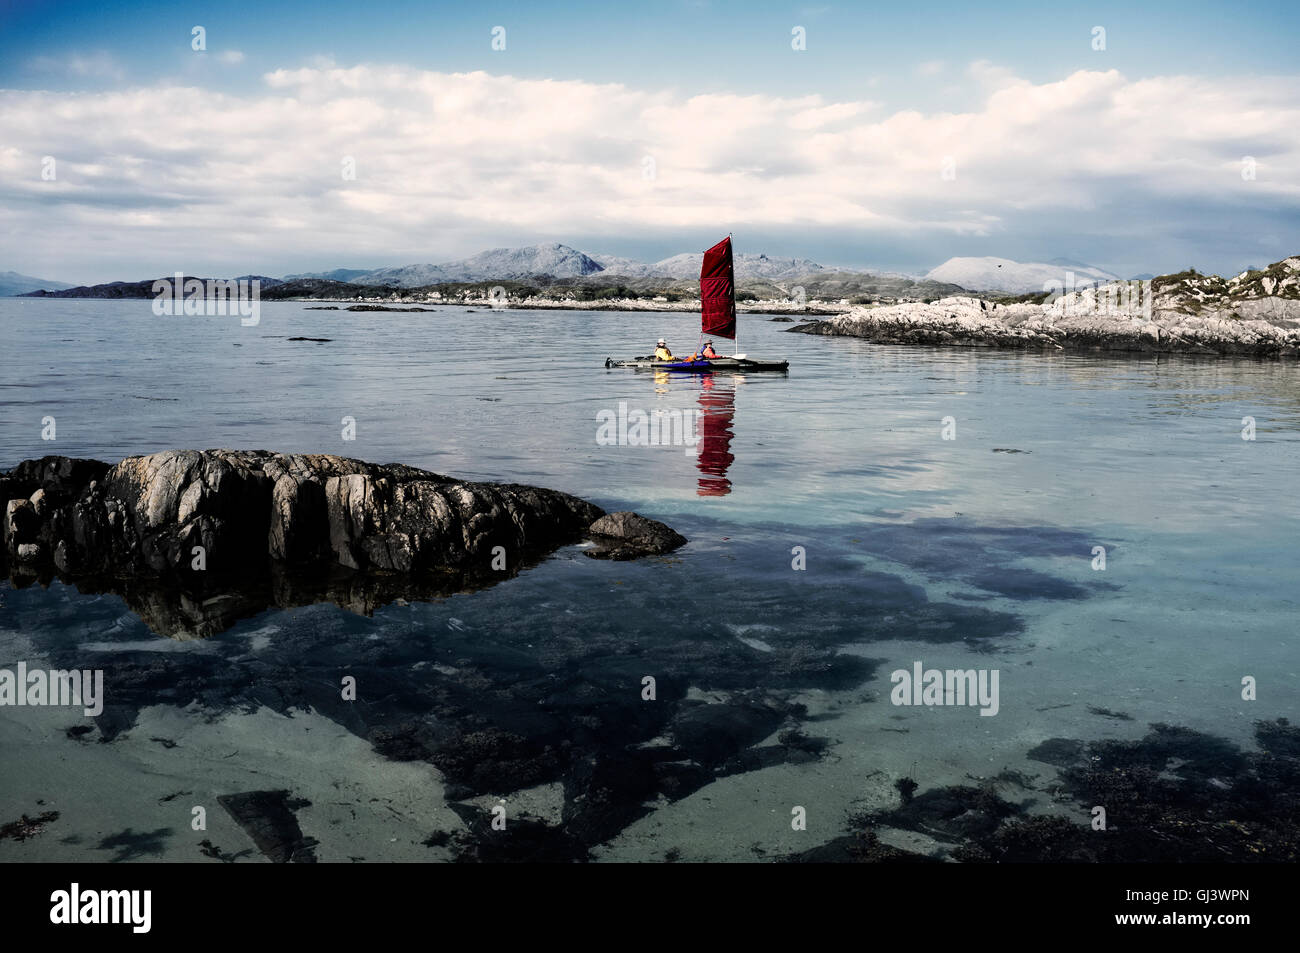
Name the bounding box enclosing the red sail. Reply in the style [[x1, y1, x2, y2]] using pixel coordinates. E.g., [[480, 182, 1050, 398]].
[[700, 236, 736, 339]]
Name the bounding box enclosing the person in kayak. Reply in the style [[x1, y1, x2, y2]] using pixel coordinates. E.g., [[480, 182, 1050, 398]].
[[654, 338, 678, 362], [700, 340, 720, 359]]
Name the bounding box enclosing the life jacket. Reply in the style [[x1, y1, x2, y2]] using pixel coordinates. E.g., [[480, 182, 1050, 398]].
[[655, 346, 674, 361], [701, 346, 718, 359]]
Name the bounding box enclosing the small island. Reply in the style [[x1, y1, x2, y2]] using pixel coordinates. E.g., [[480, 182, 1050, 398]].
[[788, 257, 1300, 358], [1, 450, 684, 638]]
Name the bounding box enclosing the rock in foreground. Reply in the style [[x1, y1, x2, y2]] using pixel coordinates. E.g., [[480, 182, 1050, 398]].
[[585, 511, 688, 560], [1, 451, 684, 634]]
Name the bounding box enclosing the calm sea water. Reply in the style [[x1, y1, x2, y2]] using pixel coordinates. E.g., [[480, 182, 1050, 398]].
[[1, 298, 1297, 861]]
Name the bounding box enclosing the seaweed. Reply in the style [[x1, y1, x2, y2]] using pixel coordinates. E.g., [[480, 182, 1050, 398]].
[[792, 719, 1300, 863]]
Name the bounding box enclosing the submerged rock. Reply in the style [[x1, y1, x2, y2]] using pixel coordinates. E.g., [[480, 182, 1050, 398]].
[[670, 696, 789, 767], [0, 810, 61, 843], [217, 790, 317, 863], [795, 719, 1300, 863]]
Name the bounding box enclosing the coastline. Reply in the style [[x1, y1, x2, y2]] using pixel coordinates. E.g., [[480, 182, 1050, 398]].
[[788, 293, 1300, 359], [14, 293, 852, 316]]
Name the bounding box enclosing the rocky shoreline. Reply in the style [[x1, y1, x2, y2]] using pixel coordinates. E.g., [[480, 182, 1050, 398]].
[[1, 450, 684, 637], [789, 259, 1300, 358], [790, 299, 1299, 357]]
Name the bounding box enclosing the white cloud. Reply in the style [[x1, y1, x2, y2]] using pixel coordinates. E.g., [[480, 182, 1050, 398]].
[[0, 64, 1297, 279], [218, 50, 246, 65], [967, 59, 1023, 92], [916, 60, 945, 77], [27, 51, 126, 83]]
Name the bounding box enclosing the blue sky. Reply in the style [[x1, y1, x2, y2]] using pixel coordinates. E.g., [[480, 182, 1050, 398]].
[[6, 0, 1298, 101], [2, 0, 1298, 282]]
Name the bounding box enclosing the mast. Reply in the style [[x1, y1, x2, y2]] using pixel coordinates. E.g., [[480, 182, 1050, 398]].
[[730, 233, 737, 356]]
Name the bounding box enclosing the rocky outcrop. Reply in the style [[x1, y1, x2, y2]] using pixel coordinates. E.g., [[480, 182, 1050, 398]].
[[1, 451, 683, 634], [790, 256, 1300, 358], [585, 511, 688, 560]]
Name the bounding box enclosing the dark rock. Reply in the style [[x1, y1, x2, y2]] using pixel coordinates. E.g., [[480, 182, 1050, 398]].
[[560, 750, 660, 849], [868, 784, 1023, 842], [1026, 737, 1086, 766], [585, 511, 687, 560], [448, 813, 585, 863], [953, 814, 1097, 863], [804, 719, 1300, 864], [5, 499, 38, 546], [217, 790, 317, 863], [1086, 705, 1134, 721], [430, 727, 562, 798], [670, 696, 788, 767], [345, 305, 435, 312], [1256, 718, 1300, 758], [0, 451, 661, 631], [787, 831, 938, 863], [0, 811, 60, 842]]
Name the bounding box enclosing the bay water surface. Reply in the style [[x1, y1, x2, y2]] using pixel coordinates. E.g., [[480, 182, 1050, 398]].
[[1, 298, 1296, 861]]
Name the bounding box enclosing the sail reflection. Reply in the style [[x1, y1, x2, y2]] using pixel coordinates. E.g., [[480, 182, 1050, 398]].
[[695, 374, 736, 496]]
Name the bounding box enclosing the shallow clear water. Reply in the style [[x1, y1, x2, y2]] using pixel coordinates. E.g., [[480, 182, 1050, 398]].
[[1, 298, 1297, 862]]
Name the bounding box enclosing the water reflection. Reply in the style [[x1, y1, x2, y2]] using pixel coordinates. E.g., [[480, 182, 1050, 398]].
[[3, 558, 548, 640], [648, 371, 741, 495], [696, 375, 737, 496]]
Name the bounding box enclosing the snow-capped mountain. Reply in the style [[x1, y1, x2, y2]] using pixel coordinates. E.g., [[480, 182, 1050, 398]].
[[925, 257, 1120, 294], [585, 254, 654, 278], [301, 245, 833, 287], [643, 252, 826, 281], [358, 243, 606, 287], [281, 247, 1128, 293], [282, 268, 374, 282]]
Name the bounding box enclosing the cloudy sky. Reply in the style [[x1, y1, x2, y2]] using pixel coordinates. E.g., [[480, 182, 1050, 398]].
[[2, 0, 1298, 283]]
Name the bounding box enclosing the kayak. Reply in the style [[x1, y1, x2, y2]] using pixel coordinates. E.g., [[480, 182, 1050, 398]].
[[610, 236, 792, 373], [605, 356, 789, 372]]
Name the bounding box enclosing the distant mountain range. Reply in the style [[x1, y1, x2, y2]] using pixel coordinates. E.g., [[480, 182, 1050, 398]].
[[285, 243, 834, 287], [10, 243, 1147, 297], [22, 276, 284, 299], [593, 250, 828, 282], [286, 245, 1134, 292], [0, 271, 73, 296], [281, 268, 373, 283]]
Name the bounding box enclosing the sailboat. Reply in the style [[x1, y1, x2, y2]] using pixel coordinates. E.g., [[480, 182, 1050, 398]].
[[605, 236, 790, 372]]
